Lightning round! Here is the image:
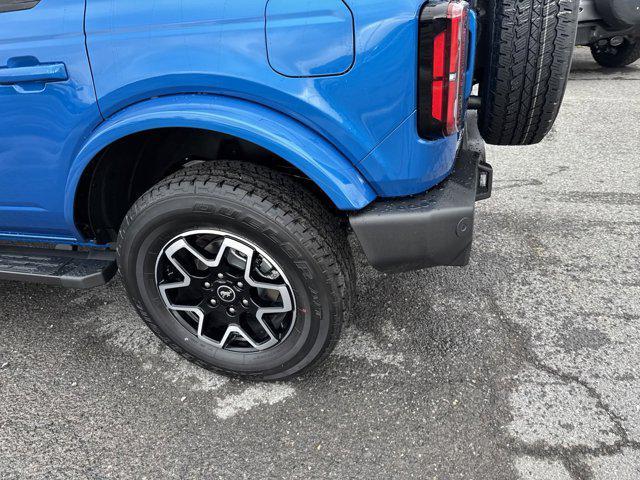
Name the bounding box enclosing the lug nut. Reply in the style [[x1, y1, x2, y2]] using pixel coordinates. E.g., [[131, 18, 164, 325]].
[[204, 282, 211, 289], [228, 307, 236, 315], [242, 299, 249, 307], [209, 299, 217, 306], [610, 36, 624, 47]]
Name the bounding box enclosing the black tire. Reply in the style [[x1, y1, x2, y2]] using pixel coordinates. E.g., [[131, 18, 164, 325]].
[[591, 38, 640, 68], [117, 161, 354, 380], [479, 0, 579, 145]]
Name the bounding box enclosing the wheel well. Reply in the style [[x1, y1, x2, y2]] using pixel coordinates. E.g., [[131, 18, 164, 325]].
[[74, 128, 338, 244]]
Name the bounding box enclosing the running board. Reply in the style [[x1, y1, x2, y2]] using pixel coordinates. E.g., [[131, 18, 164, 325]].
[[0, 246, 117, 289]]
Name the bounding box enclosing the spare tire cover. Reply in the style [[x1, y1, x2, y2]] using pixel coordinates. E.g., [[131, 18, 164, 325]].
[[595, 0, 640, 30]]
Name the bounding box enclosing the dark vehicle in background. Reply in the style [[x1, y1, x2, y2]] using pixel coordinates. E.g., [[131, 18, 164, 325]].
[[577, 0, 640, 67]]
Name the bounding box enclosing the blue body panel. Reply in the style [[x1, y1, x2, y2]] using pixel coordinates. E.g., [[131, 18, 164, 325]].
[[83, 0, 426, 164], [0, 0, 102, 239], [0, 0, 473, 245], [358, 113, 460, 195]]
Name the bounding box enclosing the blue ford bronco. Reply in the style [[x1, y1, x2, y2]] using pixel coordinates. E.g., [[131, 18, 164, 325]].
[[0, 0, 579, 379]]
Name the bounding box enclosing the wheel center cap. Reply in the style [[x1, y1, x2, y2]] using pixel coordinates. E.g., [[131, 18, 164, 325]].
[[216, 285, 236, 303]]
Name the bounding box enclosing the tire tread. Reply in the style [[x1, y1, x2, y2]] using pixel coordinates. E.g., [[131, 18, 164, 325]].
[[479, 0, 579, 145], [117, 161, 355, 380]]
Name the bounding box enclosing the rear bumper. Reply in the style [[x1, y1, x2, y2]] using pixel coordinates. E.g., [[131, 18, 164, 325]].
[[349, 112, 491, 273]]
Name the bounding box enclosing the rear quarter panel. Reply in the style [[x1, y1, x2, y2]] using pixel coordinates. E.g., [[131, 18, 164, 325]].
[[84, 0, 456, 196], [86, 0, 457, 200]]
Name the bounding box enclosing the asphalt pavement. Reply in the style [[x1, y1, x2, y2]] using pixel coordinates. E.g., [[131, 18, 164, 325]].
[[0, 48, 639, 479]]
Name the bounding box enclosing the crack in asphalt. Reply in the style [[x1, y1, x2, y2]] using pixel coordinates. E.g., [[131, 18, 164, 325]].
[[485, 288, 640, 480], [491, 166, 571, 192], [493, 179, 544, 191]]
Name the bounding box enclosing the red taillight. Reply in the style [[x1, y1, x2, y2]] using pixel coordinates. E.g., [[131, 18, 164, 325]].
[[418, 1, 470, 139], [431, 31, 446, 121]]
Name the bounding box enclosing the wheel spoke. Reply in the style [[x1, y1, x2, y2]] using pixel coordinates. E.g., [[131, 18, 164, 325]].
[[155, 230, 296, 352], [239, 247, 293, 348], [158, 240, 206, 327]]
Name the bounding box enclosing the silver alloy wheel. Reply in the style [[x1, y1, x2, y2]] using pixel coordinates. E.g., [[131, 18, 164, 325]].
[[155, 230, 296, 352]]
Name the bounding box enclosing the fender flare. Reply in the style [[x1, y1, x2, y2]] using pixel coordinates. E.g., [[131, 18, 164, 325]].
[[65, 94, 376, 238]]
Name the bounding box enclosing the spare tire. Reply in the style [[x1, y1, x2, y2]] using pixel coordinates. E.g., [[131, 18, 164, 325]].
[[479, 0, 579, 145], [594, 0, 640, 30]]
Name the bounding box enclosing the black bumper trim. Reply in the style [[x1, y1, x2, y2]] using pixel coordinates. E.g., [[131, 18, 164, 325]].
[[349, 112, 489, 273]]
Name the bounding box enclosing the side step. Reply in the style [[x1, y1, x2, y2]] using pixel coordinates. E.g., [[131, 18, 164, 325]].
[[0, 246, 117, 289]]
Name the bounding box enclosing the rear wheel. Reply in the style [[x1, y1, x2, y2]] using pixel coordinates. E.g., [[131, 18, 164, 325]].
[[479, 0, 579, 145], [591, 38, 640, 68], [117, 161, 354, 380]]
